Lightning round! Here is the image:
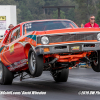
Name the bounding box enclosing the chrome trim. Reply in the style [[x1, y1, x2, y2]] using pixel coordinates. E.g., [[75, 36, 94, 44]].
[[35, 42, 100, 55], [36, 42, 100, 48], [36, 31, 100, 37]]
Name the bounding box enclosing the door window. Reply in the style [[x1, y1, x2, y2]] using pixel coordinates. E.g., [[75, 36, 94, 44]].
[[10, 27, 20, 42], [4, 27, 20, 44]]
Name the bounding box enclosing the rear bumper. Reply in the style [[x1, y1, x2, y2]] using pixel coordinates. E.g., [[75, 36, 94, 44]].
[[35, 42, 100, 55]]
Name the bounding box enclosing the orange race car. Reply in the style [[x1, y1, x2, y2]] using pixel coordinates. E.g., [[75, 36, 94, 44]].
[[0, 19, 100, 85]]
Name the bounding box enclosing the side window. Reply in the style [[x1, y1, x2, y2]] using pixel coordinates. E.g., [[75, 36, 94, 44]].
[[10, 27, 20, 42]]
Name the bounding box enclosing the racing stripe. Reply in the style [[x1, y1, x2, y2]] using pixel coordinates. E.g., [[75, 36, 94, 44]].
[[26, 35, 36, 41], [1, 54, 11, 65], [0, 46, 5, 53], [3, 53, 12, 65]]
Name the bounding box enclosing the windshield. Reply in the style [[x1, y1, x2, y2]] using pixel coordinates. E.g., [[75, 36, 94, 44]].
[[23, 20, 78, 34]]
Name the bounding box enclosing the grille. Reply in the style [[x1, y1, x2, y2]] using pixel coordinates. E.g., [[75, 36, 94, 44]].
[[37, 33, 97, 44]]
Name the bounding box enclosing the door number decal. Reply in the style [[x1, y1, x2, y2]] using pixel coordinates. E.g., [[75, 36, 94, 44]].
[[9, 44, 14, 53]]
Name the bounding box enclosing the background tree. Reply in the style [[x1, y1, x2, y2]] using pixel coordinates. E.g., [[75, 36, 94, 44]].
[[0, 0, 100, 26]]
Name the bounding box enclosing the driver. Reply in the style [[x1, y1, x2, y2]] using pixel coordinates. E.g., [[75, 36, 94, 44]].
[[4, 24, 14, 36]]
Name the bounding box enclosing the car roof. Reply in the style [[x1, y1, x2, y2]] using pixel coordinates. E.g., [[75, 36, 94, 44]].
[[19, 19, 73, 25]]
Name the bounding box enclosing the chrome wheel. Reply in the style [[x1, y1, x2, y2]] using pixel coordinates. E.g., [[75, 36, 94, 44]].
[[28, 48, 43, 77], [30, 52, 36, 73], [0, 63, 2, 80]]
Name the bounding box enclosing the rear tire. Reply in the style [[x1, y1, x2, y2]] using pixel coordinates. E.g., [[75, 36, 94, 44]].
[[91, 51, 100, 72], [28, 48, 43, 77], [0, 62, 13, 85], [52, 68, 69, 82]]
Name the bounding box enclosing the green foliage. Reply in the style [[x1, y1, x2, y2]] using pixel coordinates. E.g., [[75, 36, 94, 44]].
[[0, 0, 100, 26], [53, 10, 66, 19], [96, 10, 100, 25]]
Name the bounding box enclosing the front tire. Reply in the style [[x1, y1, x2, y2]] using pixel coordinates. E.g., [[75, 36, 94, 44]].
[[0, 62, 13, 85], [28, 48, 43, 77], [91, 51, 100, 72], [52, 68, 69, 82]]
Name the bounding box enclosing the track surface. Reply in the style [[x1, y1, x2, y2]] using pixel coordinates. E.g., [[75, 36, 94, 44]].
[[0, 68, 100, 100]]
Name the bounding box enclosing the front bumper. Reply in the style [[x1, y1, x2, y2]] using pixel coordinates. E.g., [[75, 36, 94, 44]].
[[35, 42, 100, 55]]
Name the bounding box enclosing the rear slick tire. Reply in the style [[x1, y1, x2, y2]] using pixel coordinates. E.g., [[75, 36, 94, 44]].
[[91, 51, 100, 72], [52, 68, 69, 82], [0, 62, 13, 85]]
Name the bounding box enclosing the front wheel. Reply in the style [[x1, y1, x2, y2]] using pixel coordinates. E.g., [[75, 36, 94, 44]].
[[51, 68, 69, 82], [28, 48, 44, 77], [0, 62, 13, 85], [91, 51, 100, 72]]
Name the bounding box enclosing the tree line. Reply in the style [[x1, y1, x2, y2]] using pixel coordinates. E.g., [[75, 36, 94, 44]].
[[0, 0, 100, 26]]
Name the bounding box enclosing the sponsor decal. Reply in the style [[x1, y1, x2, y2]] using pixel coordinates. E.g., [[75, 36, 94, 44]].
[[0, 16, 6, 21], [9, 44, 14, 53], [7, 59, 28, 71], [9, 67, 15, 71], [71, 46, 80, 50], [25, 23, 32, 29], [25, 37, 30, 41], [14, 63, 26, 69], [0, 16, 6, 30]]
